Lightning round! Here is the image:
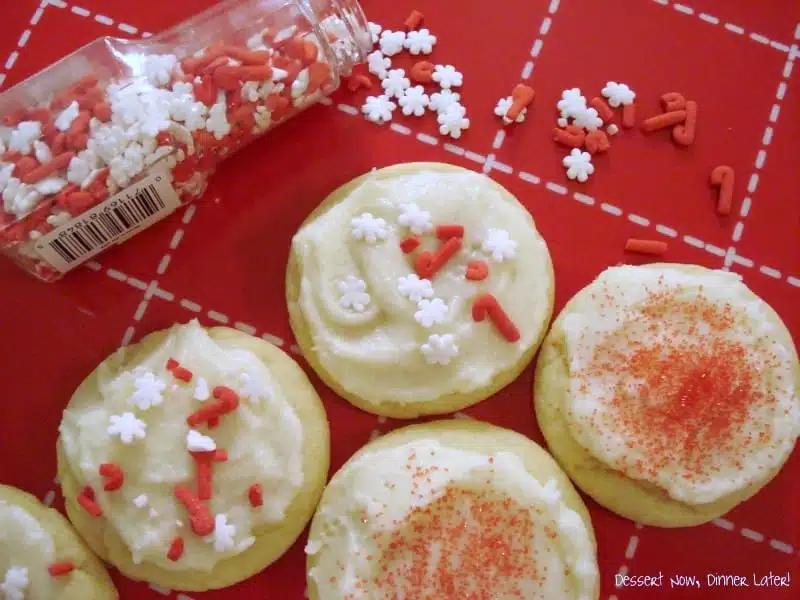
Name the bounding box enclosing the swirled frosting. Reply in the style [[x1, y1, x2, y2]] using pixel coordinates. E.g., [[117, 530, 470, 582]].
[[291, 169, 552, 406]]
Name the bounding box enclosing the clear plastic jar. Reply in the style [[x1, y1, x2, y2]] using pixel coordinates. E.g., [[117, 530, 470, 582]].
[[0, 0, 371, 281]]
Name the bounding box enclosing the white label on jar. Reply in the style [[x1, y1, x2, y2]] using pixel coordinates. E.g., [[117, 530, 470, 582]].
[[34, 170, 181, 273]]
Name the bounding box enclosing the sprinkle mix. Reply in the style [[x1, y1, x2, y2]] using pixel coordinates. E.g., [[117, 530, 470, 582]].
[[0, 17, 356, 279], [347, 12, 471, 139], [347, 197, 523, 362]]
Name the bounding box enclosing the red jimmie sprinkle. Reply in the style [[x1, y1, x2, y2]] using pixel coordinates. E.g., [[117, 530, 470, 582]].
[[625, 239, 668, 256], [400, 236, 421, 254], [435, 224, 464, 240], [82, 486, 95, 501], [187, 388, 237, 428], [212, 386, 240, 411], [190, 448, 226, 501], [465, 260, 489, 281], [167, 537, 185, 562], [711, 165, 735, 216], [98, 463, 124, 491], [77, 489, 102, 517], [590, 96, 614, 122], [195, 459, 214, 501], [166, 358, 180, 371], [346, 74, 373, 92], [415, 237, 462, 279], [577, 290, 773, 483], [48, 562, 75, 576], [672, 100, 698, 146], [371, 457, 539, 598], [622, 103, 636, 128], [661, 92, 687, 112], [172, 366, 193, 382], [174, 486, 215, 536], [404, 9, 424, 30], [472, 294, 521, 342], [552, 125, 586, 148], [248, 483, 263, 508]]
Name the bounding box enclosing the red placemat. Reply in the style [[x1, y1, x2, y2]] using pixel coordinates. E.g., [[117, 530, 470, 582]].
[[0, 1, 798, 599]]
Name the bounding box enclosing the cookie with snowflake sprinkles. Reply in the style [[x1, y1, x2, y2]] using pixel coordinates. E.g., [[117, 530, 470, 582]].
[[534, 264, 800, 527], [56, 320, 330, 591], [287, 162, 555, 418], [0, 484, 117, 600], [305, 420, 599, 600]]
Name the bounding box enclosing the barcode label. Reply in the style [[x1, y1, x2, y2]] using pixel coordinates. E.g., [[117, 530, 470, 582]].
[[36, 171, 181, 273]]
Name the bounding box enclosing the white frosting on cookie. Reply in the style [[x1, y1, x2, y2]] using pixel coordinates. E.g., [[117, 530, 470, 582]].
[[0, 501, 57, 599], [291, 170, 552, 405], [59, 320, 305, 571], [562, 266, 799, 504], [306, 440, 597, 599]]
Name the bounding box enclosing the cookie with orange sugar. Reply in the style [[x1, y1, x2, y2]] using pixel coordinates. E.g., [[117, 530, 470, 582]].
[[534, 264, 800, 527], [305, 419, 600, 600]]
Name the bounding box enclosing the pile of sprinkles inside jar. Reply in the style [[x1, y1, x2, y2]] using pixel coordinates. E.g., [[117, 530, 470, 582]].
[[0, 13, 363, 279]]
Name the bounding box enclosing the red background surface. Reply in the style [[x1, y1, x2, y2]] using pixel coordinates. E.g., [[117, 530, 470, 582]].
[[0, 1, 798, 599]]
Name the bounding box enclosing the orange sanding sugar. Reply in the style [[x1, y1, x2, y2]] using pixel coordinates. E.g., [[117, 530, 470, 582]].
[[365, 484, 546, 599], [576, 289, 777, 482]]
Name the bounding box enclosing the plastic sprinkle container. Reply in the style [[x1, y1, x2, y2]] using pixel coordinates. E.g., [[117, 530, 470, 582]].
[[0, 0, 371, 281]]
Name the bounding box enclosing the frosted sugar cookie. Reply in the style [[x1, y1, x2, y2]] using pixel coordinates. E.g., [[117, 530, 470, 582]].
[[535, 264, 800, 527], [287, 162, 555, 418], [57, 320, 330, 591], [306, 420, 599, 599], [0, 483, 117, 600]]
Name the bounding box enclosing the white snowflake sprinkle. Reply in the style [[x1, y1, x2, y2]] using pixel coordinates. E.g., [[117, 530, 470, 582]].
[[397, 274, 434, 303], [108, 413, 147, 444], [397, 202, 433, 234], [205, 514, 237, 552], [193, 376, 210, 401], [557, 88, 587, 120], [0, 567, 28, 600], [237, 372, 272, 403], [601, 81, 636, 107], [366, 50, 390, 79], [414, 298, 449, 328], [133, 494, 149, 508], [404, 29, 437, 55], [563, 149, 595, 183], [421, 334, 459, 365], [187, 429, 216, 452], [129, 370, 166, 410], [428, 89, 461, 114], [381, 69, 411, 99], [494, 96, 527, 124], [351, 212, 389, 243], [607, 124, 620, 136], [572, 107, 603, 131], [362, 95, 396, 124], [379, 30, 406, 56], [432, 65, 463, 89], [437, 105, 470, 139], [368, 22, 382, 45], [338, 275, 371, 312], [398, 85, 430, 116], [482, 229, 517, 262]]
